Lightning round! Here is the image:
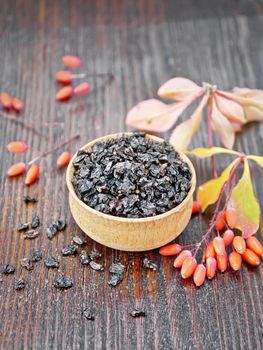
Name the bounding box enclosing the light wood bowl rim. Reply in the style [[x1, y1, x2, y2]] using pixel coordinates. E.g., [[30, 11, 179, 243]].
[[66, 132, 196, 223]]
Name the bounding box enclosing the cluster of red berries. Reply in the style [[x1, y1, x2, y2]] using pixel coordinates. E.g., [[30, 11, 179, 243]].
[[159, 201, 263, 287], [6, 141, 72, 185], [55, 55, 91, 101], [0, 92, 24, 112]]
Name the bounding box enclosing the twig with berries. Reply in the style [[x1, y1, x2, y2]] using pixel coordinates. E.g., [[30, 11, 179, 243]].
[[6, 134, 80, 185], [159, 147, 263, 286]]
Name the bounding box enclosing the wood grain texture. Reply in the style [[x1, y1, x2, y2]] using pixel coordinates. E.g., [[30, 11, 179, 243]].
[[0, 0, 262, 349]]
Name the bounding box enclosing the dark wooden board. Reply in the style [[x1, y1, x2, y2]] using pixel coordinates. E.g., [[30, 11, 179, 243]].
[[0, 1, 262, 349]]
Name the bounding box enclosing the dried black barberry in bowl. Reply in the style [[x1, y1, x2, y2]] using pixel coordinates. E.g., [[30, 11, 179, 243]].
[[66, 133, 196, 252]]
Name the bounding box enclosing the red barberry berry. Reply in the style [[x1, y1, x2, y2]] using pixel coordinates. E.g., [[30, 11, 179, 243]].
[[222, 229, 234, 247], [233, 236, 246, 254], [0, 92, 12, 109], [56, 70, 73, 84], [57, 151, 71, 167], [192, 200, 200, 214], [159, 243, 182, 256], [242, 249, 260, 266], [7, 162, 26, 177], [246, 236, 263, 257], [215, 211, 225, 231], [7, 141, 28, 154], [204, 241, 216, 259], [173, 250, 192, 268], [229, 251, 242, 271], [12, 97, 24, 112], [74, 82, 91, 95], [25, 164, 39, 185], [56, 86, 73, 101], [62, 55, 81, 69], [181, 257, 197, 279], [213, 236, 226, 256], [206, 257, 217, 279], [217, 253, 228, 272], [225, 208, 238, 228], [193, 264, 206, 287]]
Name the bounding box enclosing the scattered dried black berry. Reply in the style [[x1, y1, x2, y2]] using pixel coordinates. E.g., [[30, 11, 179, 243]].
[[2, 264, 15, 274], [72, 133, 192, 218], [54, 276, 73, 289], [61, 245, 78, 256], [82, 307, 95, 321], [108, 274, 123, 287], [24, 230, 39, 239], [23, 196, 38, 203], [54, 220, 67, 231], [46, 224, 58, 239], [31, 215, 40, 229], [73, 235, 86, 246], [143, 258, 157, 271], [20, 258, 34, 271], [80, 250, 90, 266], [90, 261, 103, 271], [45, 256, 59, 268], [17, 223, 30, 232], [129, 309, 146, 318], [46, 220, 66, 239], [30, 250, 43, 262], [15, 277, 26, 290], [108, 262, 125, 287], [109, 262, 125, 275], [89, 250, 102, 260]]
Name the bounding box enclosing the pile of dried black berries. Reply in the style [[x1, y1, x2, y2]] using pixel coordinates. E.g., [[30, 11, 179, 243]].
[[72, 133, 192, 218]]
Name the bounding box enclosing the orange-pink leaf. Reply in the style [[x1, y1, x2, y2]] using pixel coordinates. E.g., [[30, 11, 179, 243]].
[[211, 98, 235, 149], [169, 94, 208, 150], [218, 90, 263, 110], [158, 77, 203, 100], [232, 87, 263, 100], [243, 106, 263, 122], [126, 98, 193, 132], [228, 159, 260, 238], [214, 93, 245, 123]]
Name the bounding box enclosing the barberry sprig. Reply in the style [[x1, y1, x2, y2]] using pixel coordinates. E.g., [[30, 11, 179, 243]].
[[159, 146, 263, 286], [7, 134, 80, 185], [126, 77, 263, 150], [55, 54, 114, 102]]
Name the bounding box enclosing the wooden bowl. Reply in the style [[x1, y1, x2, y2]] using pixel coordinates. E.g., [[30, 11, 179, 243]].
[[66, 133, 196, 251]]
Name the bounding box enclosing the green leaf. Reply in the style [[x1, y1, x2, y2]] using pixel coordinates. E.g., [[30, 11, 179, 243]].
[[197, 159, 239, 212], [228, 159, 260, 238], [186, 147, 240, 158]]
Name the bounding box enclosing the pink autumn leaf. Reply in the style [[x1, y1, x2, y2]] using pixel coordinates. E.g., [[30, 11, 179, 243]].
[[158, 77, 203, 101], [214, 93, 245, 124], [218, 90, 263, 110], [126, 98, 194, 132], [232, 87, 263, 100], [228, 159, 260, 238], [243, 106, 263, 122], [211, 98, 235, 149], [169, 94, 209, 150]]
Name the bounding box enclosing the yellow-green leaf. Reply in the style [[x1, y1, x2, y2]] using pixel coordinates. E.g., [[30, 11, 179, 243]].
[[186, 147, 240, 158], [197, 159, 239, 212], [228, 159, 260, 238], [247, 155, 263, 168]]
